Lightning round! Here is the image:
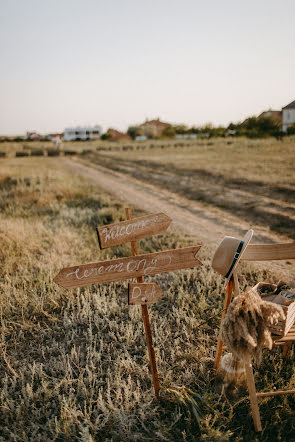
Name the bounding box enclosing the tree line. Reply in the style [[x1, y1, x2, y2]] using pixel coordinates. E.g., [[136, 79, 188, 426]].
[[127, 117, 295, 140]]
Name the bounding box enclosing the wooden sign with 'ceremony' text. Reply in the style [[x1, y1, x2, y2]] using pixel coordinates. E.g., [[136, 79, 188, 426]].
[[54, 246, 201, 289]]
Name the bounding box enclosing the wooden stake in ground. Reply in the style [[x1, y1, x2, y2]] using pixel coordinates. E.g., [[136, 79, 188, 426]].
[[125, 207, 160, 400]]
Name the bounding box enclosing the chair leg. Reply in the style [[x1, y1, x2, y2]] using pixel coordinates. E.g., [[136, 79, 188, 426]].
[[214, 277, 234, 370], [245, 363, 262, 432], [283, 342, 292, 360], [214, 336, 224, 370]]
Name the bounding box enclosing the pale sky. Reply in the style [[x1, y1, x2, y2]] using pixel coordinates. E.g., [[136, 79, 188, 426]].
[[1, 0, 294, 135]]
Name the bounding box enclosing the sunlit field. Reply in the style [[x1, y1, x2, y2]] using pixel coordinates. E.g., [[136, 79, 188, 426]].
[[0, 144, 295, 440], [79, 136, 295, 240]]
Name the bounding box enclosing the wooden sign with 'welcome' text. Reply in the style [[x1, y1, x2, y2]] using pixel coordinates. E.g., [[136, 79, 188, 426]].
[[97, 212, 172, 249]]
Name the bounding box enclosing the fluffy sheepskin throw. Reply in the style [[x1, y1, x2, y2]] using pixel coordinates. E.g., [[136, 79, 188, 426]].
[[221, 289, 285, 364]]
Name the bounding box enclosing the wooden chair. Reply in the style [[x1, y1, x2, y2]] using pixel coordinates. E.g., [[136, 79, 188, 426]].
[[214, 243, 295, 432]]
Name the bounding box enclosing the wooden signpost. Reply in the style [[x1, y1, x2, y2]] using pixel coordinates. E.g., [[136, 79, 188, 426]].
[[54, 246, 201, 289], [54, 209, 202, 399], [128, 283, 162, 305], [97, 212, 172, 249]]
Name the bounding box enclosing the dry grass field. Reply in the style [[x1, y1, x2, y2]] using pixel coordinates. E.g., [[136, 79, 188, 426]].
[[79, 136, 295, 240], [0, 140, 295, 440]]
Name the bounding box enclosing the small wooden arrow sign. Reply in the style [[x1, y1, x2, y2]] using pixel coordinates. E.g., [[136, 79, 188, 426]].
[[128, 283, 163, 305], [97, 212, 172, 249], [54, 246, 202, 289]]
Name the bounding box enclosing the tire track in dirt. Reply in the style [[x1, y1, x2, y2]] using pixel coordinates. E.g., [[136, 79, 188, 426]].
[[85, 154, 295, 239], [61, 157, 295, 279]]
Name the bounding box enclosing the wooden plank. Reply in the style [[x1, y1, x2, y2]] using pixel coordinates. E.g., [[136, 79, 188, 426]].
[[245, 364, 262, 432], [242, 243, 295, 261], [282, 342, 292, 359], [256, 389, 295, 398], [128, 283, 163, 305], [54, 246, 202, 289], [97, 212, 172, 249], [274, 335, 295, 342]]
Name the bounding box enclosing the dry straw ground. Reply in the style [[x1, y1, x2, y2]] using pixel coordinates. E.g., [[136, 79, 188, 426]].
[[0, 142, 295, 440]]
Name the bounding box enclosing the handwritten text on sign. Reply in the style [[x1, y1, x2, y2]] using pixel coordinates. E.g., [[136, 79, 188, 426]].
[[128, 283, 162, 305], [54, 246, 202, 289], [97, 212, 172, 249]]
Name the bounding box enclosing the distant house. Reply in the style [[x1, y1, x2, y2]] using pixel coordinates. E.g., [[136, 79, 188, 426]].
[[49, 133, 64, 142], [138, 118, 170, 138], [225, 129, 237, 137], [49, 133, 63, 149], [106, 128, 131, 142], [258, 110, 282, 125], [282, 100, 295, 132], [64, 125, 102, 141], [25, 131, 41, 141], [176, 134, 198, 140]]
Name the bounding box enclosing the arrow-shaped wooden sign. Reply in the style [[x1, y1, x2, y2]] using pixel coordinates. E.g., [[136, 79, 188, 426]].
[[128, 283, 163, 305], [97, 212, 172, 249], [54, 246, 202, 289]]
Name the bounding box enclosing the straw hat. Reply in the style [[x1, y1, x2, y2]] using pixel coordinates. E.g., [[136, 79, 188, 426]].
[[212, 229, 254, 283]]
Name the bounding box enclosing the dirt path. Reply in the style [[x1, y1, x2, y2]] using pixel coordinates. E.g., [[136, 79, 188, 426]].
[[62, 157, 295, 279]]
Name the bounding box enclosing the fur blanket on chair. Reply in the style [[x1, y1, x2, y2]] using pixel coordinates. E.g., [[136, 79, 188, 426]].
[[221, 288, 285, 364]]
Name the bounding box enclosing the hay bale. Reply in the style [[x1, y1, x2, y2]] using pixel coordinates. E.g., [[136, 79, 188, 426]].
[[64, 150, 77, 156], [31, 150, 44, 156], [47, 149, 60, 157], [81, 149, 93, 155], [15, 151, 29, 157]]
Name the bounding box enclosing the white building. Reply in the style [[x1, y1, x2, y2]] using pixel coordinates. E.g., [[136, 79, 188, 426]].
[[282, 100, 295, 132], [64, 125, 102, 141], [176, 134, 198, 139]]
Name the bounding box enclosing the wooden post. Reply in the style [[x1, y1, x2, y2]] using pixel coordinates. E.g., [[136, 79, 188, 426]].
[[233, 270, 240, 296], [125, 208, 160, 399], [244, 363, 262, 432], [256, 388, 295, 397], [282, 342, 292, 359], [214, 275, 235, 370]]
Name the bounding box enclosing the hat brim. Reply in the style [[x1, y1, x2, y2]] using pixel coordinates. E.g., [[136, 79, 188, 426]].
[[224, 229, 253, 285]]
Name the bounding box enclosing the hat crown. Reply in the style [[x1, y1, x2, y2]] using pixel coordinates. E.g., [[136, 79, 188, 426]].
[[212, 229, 253, 280]]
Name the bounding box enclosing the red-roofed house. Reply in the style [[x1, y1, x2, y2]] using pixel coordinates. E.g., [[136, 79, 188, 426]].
[[138, 118, 170, 138], [258, 110, 282, 125], [106, 128, 131, 141]]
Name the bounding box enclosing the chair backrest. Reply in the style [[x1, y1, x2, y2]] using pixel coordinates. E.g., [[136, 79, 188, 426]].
[[233, 243, 295, 296], [241, 243, 295, 262]]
